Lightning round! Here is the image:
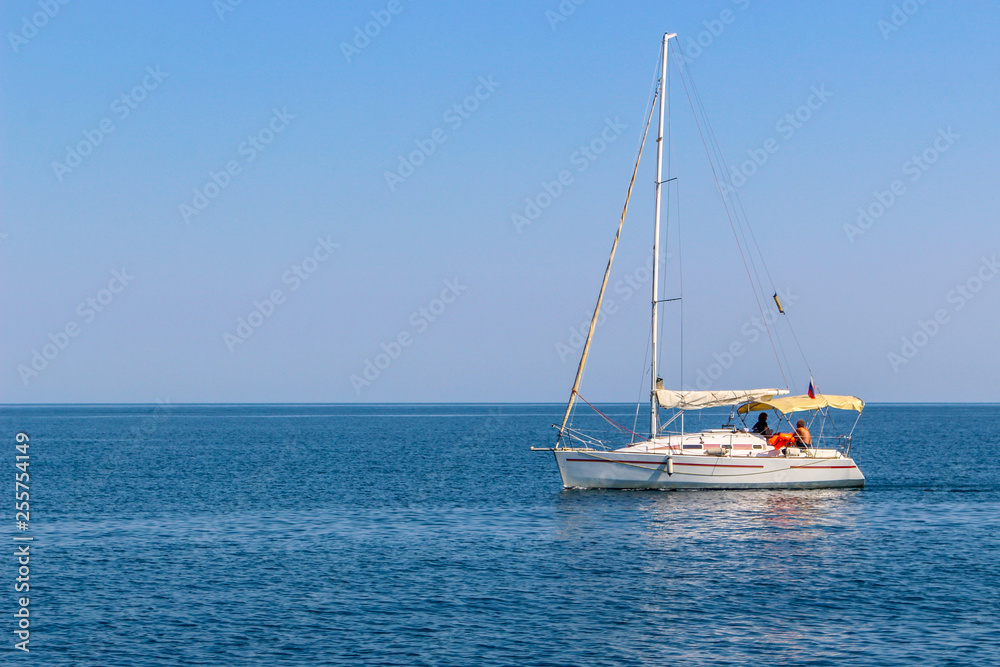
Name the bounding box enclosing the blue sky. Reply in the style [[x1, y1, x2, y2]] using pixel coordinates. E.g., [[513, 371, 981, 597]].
[[2, 0, 998, 403]]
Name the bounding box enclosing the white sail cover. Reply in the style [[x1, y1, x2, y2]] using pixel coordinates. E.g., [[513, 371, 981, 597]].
[[655, 388, 788, 410]]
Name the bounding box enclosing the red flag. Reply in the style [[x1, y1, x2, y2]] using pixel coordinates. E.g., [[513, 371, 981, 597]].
[[807, 380, 816, 399]]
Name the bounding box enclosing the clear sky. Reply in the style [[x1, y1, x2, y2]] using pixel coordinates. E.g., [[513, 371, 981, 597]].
[[2, 0, 998, 404]]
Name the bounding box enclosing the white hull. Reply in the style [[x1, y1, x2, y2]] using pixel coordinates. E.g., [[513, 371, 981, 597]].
[[552, 447, 864, 490]]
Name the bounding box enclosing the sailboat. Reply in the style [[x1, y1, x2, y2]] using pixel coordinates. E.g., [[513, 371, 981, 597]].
[[534, 33, 865, 490]]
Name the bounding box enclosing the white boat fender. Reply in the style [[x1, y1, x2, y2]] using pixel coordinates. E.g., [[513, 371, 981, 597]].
[[666, 456, 674, 476]]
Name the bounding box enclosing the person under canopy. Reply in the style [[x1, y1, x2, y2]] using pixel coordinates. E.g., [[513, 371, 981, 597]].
[[751, 413, 773, 436], [794, 419, 812, 446]]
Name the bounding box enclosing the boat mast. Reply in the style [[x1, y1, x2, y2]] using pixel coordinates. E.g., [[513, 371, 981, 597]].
[[650, 32, 674, 440]]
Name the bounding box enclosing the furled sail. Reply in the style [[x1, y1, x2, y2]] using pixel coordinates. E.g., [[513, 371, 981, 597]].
[[655, 388, 788, 410]]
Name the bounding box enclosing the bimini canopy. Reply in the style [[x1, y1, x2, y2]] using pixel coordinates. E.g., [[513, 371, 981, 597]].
[[737, 394, 865, 415], [656, 389, 788, 411]]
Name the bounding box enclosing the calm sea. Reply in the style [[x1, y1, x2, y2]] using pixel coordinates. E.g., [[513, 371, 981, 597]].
[[2, 404, 998, 666]]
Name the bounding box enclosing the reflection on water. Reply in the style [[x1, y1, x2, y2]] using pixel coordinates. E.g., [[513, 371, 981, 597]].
[[554, 488, 862, 547]]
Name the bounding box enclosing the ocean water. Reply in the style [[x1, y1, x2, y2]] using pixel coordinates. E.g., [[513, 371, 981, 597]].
[[2, 403, 998, 666]]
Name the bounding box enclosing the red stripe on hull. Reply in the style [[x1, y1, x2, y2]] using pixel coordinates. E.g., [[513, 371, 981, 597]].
[[564, 458, 764, 469], [789, 465, 857, 469]]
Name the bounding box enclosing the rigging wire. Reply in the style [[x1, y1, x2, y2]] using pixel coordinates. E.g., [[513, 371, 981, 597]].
[[703, 122, 803, 387], [575, 391, 642, 439], [669, 45, 686, 398], [632, 318, 654, 443], [683, 63, 783, 371], [701, 100, 811, 387], [668, 46, 791, 389], [676, 179, 685, 394], [673, 50, 817, 390], [781, 305, 815, 381]]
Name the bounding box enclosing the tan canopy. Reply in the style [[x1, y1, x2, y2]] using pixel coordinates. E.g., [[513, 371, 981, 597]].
[[737, 394, 865, 414], [656, 389, 788, 411]]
